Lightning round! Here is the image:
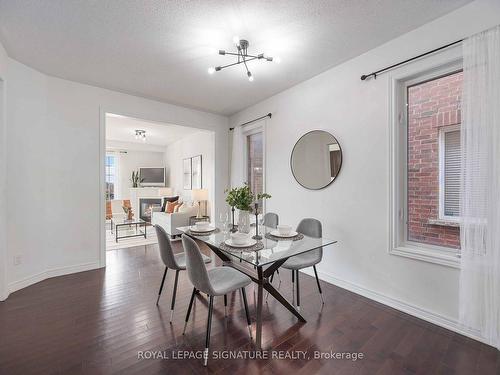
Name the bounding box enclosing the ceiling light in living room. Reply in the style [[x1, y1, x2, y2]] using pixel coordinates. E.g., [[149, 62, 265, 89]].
[[135, 129, 146, 141]]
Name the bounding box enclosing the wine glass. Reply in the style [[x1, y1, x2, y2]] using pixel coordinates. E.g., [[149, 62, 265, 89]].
[[219, 211, 229, 233]]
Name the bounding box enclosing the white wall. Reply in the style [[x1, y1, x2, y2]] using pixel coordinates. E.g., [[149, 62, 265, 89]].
[[230, 0, 500, 341], [6, 58, 49, 291], [164, 131, 216, 218], [108, 149, 165, 200], [1, 54, 228, 299], [106, 139, 166, 153]]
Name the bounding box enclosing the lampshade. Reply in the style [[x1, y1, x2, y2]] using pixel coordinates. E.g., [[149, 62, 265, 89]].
[[158, 187, 173, 197], [191, 189, 208, 201]]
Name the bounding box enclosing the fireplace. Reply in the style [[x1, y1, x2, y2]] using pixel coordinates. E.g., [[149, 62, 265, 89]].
[[139, 198, 162, 223]]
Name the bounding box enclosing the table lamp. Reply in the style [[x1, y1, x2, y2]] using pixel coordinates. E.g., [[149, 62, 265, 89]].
[[191, 189, 208, 218]]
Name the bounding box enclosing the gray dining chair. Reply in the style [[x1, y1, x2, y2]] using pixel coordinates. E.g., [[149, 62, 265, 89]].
[[262, 212, 281, 288], [181, 234, 253, 367], [154, 225, 211, 322], [262, 212, 279, 228], [280, 218, 324, 311]]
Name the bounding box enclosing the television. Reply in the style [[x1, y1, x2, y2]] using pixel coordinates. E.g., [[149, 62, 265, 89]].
[[139, 167, 165, 186]]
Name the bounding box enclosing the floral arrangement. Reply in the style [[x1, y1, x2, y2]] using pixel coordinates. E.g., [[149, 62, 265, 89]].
[[225, 183, 271, 211]]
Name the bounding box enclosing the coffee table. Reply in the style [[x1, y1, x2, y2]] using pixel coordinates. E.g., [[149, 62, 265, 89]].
[[111, 217, 147, 243]]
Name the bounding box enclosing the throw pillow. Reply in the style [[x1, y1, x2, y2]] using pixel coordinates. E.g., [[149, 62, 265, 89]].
[[174, 202, 183, 212], [178, 203, 190, 213], [166, 200, 178, 214], [161, 196, 179, 212]]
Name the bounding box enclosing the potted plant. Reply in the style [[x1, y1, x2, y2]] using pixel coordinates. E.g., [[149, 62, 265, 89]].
[[131, 170, 144, 188], [225, 184, 271, 234]]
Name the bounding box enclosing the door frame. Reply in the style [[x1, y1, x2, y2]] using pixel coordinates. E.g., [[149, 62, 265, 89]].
[[98, 108, 217, 267]]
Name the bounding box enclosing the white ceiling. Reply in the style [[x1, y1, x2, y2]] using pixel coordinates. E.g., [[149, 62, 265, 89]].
[[105, 114, 204, 147], [0, 0, 471, 115]]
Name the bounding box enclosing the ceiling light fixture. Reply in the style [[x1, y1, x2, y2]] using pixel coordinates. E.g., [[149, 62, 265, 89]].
[[207, 37, 280, 82], [135, 129, 146, 141]]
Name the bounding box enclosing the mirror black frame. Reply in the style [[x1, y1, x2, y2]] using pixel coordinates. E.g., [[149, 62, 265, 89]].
[[290, 130, 343, 190]]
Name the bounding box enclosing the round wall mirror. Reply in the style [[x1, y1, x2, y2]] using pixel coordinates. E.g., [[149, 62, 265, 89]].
[[290, 130, 342, 190]]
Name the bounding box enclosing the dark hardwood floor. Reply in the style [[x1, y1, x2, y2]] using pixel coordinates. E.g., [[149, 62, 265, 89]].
[[1, 241, 499, 374]]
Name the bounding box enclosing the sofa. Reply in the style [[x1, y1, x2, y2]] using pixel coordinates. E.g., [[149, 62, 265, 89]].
[[152, 205, 197, 237]]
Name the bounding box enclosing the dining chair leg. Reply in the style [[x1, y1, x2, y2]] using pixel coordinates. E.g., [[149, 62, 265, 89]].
[[170, 270, 180, 323], [156, 267, 168, 305], [296, 270, 300, 312], [291, 270, 295, 306], [313, 265, 324, 304], [224, 294, 228, 317], [204, 296, 214, 367], [253, 286, 257, 313], [241, 288, 252, 339], [183, 287, 196, 334]]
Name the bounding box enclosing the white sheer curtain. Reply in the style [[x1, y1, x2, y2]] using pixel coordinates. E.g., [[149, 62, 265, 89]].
[[230, 125, 245, 187], [459, 25, 500, 349]]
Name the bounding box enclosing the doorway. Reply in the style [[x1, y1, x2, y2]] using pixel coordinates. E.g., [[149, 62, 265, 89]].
[[100, 112, 216, 258]]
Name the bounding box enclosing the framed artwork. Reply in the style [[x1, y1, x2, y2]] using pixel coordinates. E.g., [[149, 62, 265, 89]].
[[183, 158, 192, 190], [191, 155, 202, 189]]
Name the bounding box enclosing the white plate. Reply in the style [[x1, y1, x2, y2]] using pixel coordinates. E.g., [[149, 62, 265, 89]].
[[270, 230, 298, 238], [224, 238, 257, 248], [190, 225, 215, 232]]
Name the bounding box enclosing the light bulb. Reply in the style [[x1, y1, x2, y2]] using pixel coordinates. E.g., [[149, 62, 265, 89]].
[[232, 36, 240, 45], [274, 56, 281, 64], [247, 71, 254, 82], [208, 67, 215, 74]]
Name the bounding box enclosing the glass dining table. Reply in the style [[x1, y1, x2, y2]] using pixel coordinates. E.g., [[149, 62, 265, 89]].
[[177, 225, 337, 349]]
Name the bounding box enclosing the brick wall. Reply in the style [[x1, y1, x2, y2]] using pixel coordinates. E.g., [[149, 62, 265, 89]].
[[247, 132, 263, 195], [407, 71, 462, 249]]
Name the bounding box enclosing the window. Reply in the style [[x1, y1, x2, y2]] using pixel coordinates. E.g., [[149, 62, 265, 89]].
[[105, 153, 117, 200], [246, 131, 264, 197], [389, 48, 463, 267]]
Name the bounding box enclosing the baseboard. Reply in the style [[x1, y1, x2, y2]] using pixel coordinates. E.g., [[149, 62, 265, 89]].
[[300, 268, 489, 346], [0, 285, 8, 301], [6, 261, 101, 297]]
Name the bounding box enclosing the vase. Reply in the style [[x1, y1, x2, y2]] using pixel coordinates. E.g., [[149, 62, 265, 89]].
[[237, 210, 251, 234], [127, 209, 134, 221]]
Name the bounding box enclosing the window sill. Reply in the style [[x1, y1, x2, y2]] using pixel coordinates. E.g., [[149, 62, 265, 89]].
[[390, 243, 460, 268], [427, 218, 460, 227]]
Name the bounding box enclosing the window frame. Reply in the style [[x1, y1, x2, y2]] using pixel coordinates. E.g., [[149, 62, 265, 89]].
[[389, 46, 462, 268], [438, 124, 461, 222], [242, 121, 266, 208], [105, 151, 120, 200]]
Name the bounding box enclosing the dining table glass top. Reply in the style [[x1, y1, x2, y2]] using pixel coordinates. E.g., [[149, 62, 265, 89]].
[[177, 225, 337, 267]]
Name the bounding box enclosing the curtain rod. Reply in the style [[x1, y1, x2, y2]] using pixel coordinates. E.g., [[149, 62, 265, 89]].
[[229, 113, 272, 131], [360, 39, 463, 81]]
